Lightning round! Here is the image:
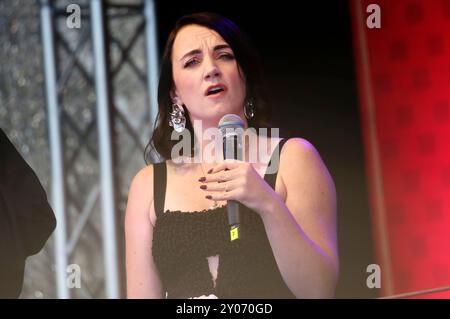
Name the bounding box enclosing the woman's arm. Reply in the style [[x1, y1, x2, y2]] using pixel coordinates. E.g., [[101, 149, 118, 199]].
[[258, 138, 338, 298], [125, 165, 164, 298]]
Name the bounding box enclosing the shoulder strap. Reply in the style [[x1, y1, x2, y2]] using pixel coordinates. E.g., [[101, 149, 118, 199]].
[[153, 162, 167, 218], [264, 138, 287, 190]]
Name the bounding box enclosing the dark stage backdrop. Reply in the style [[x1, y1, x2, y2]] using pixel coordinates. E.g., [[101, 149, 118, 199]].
[[154, 0, 377, 298]]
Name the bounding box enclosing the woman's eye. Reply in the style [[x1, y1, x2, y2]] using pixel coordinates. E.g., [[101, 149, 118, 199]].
[[219, 53, 234, 60], [184, 59, 199, 68]]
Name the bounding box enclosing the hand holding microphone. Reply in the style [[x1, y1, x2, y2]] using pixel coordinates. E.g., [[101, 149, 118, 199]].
[[219, 114, 245, 241], [199, 114, 279, 241]]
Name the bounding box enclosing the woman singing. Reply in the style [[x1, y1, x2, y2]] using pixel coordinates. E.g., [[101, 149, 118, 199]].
[[125, 12, 338, 298]]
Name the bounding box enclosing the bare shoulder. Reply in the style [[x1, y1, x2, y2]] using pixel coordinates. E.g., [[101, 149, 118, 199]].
[[130, 164, 154, 196], [280, 137, 320, 161], [279, 137, 335, 190], [126, 164, 155, 224]]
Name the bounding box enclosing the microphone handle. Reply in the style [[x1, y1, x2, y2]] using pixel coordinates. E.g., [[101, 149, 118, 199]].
[[227, 200, 240, 225], [223, 132, 242, 241]]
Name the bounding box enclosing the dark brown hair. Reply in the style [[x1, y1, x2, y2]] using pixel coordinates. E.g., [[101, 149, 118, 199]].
[[145, 12, 272, 163]]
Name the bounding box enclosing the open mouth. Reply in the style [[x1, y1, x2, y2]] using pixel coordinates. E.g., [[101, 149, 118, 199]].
[[207, 87, 224, 96], [205, 85, 226, 97]]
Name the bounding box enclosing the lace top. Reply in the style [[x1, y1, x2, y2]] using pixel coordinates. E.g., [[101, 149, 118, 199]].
[[151, 139, 295, 298]]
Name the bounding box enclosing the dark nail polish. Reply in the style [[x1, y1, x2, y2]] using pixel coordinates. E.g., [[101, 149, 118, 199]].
[[205, 195, 212, 199], [198, 177, 206, 182], [207, 168, 213, 174], [200, 185, 207, 190]]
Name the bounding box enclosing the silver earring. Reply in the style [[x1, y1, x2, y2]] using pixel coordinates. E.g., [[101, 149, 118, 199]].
[[169, 103, 186, 133], [244, 99, 255, 119]]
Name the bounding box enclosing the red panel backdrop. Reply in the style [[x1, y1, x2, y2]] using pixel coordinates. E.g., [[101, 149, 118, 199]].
[[350, 0, 450, 298]]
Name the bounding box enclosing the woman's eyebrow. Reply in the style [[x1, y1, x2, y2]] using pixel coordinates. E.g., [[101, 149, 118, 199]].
[[179, 44, 231, 61], [179, 49, 202, 61], [213, 44, 231, 52]]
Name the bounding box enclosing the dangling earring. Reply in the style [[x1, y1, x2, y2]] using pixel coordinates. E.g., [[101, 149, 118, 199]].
[[244, 98, 255, 119], [169, 103, 186, 133]]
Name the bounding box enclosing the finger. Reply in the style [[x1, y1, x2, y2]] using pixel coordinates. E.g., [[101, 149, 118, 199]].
[[202, 169, 240, 183], [205, 189, 238, 201], [209, 160, 241, 174], [200, 179, 240, 192]]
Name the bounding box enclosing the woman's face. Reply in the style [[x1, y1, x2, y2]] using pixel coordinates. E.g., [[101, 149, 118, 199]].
[[171, 24, 247, 126]]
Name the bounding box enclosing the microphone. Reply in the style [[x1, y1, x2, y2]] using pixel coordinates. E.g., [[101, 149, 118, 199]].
[[218, 114, 245, 242]]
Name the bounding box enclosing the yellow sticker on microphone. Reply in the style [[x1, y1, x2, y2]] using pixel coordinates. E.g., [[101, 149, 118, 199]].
[[230, 226, 239, 241]]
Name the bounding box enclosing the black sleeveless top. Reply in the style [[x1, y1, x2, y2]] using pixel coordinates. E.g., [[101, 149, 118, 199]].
[[152, 139, 296, 298]]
